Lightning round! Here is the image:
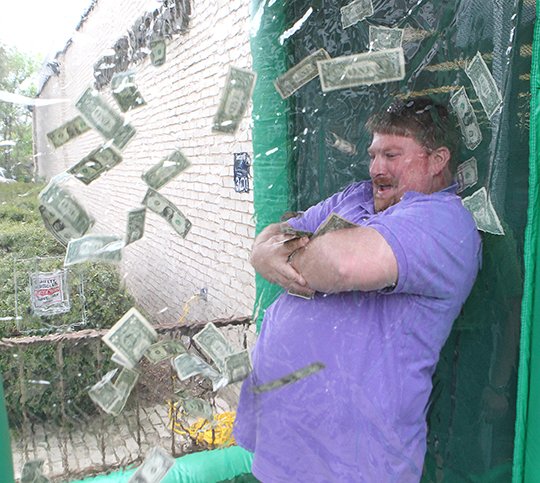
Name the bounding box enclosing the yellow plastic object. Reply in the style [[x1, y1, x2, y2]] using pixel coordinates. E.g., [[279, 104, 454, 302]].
[[168, 401, 236, 448]]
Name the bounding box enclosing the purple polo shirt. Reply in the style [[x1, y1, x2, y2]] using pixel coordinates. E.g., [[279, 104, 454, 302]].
[[234, 181, 481, 482]]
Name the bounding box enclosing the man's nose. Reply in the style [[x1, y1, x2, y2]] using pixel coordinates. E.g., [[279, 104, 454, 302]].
[[369, 155, 386, 177]]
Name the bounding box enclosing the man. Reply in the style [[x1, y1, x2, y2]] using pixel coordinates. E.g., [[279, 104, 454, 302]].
[[234, 97, 482, 482]]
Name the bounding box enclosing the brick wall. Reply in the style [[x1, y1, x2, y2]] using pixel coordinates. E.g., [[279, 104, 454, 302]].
[[34, 0, 256, 325]]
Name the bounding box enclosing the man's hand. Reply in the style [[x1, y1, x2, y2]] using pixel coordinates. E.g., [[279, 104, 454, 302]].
[[251, 223, 314, 295]]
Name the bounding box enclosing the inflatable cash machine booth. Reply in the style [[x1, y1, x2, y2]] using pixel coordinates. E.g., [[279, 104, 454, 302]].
[[2, 0, 540, 481]]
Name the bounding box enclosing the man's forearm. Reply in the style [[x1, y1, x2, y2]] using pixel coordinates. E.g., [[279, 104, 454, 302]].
[[290, 227, 397, 293]]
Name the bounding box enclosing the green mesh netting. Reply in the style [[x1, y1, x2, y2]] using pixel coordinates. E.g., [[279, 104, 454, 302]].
[[250, 0, 534, 481]]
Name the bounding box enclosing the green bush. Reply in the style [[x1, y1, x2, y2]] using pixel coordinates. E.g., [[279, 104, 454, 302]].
[[0, 182, 135, 426]]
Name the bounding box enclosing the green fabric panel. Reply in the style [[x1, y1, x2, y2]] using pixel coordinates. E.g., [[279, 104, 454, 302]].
[[517, 2, 540, 481], [0, 375, 14, 483], [70, 446, 254, 483], [250, 0, 293, 330]]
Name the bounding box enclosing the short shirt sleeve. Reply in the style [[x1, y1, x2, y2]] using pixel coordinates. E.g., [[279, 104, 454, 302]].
[[365, 193, 482, 300]]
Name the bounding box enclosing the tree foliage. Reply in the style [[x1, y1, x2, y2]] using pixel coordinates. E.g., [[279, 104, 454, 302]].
[[0, 44, 39, 181]]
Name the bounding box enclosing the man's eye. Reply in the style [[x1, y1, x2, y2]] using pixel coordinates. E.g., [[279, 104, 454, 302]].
[[385, 153, 397, 158]]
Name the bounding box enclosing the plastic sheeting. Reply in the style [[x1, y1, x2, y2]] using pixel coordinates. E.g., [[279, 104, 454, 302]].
[[516, 3, 540, 481], [249, 0, 534, 481]]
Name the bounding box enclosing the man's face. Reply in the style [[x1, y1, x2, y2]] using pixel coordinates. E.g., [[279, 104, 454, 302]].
[[368, 133, 436, 213]]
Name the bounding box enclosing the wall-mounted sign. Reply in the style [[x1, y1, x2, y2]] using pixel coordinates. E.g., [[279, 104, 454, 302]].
[[234, 153, 251, 193], [29, 270, 71, 316]]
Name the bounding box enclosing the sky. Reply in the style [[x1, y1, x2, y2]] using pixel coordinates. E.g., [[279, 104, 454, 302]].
[[0, 0, 93, 59]]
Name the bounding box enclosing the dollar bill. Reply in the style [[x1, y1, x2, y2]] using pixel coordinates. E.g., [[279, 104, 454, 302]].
[[456, 157, 478, 194], [88, 369, 123, 415], [76, 87, 125, 140], [68, 146, 122, 185], [112, 123, 136, 150], [103, 307, 158, 368], [450, 87, 482, 151], [46, 116, 90, 148], [39, 178, 94, 241], [327, 132, 357, 156], [144, 339, 187, 364], [287, 288, 315, 300], [253, 362, 325, 394], [313, 213, 358, 238], [223, 350, 252, 384], [181, 396, 213, 420], [274, 48, 330, 99], [317, 48, 405, 92], [212, 67, 257, 134], [125, 207, 146, 246], [465, 52, 503, 119], [65, 235, 124, 267], [111, 351, 134, 369], [142, 150, 191, 190], [172, 353, 226, 391], [39, 204, 83, 246], [192, 322, 234, 369], [111, 71, 146, 112], [340, 0, 374, 29], [462, 187, 505, 235], [142, 188, 192, 238], [111, 367, 139, 414], [128, 447, 175, 483], [150, 40, 166, 67], [280, 225, 313, 239], [369, 26, 404, 51], [21, 459, 50, 483]]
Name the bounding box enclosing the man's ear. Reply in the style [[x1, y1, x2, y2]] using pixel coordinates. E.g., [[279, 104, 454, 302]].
[[428, 146, 451, 175]]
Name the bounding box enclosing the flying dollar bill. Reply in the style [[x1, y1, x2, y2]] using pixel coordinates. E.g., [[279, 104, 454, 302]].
[[340, 0, 374, 29], [76, 87, 125, 139], [252, 362, 325, 394], [142, 150, 191, 190], [125, 207, 146, 246], [150, 40, 167, 67], [181, 396, 213, 420], [39, 178, 94, 243], [21, 459, 50, 483], [462, 187, 504, 235], [46, 116, 90, 148], [103, 308, 158, 368], [171, 352, 227, 391], [128, 447, 175, 483], [39, 204, 83, 246], [75, 87, 135, 149], [88, 369, 123, 415], [212, 67, 257, 134], [317, 48, 405, 92], [450, 87, 482, 151], [456, 157, 478, 193], [112, 123, 136, 150], [192, 323, 234, 370], [223, 350, 252, 384], [465, 52, 503, 120], [65, 235, 124, 267], [142, 188, 192, 238], [68, 146, 122, 185], [274, 48, 330, 99], [112, 367, 139, 415], [111, 71, 146, 112], [144, 339, 187, 364], [369, 26, 404, 51], [327, 132, 357, 156]]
